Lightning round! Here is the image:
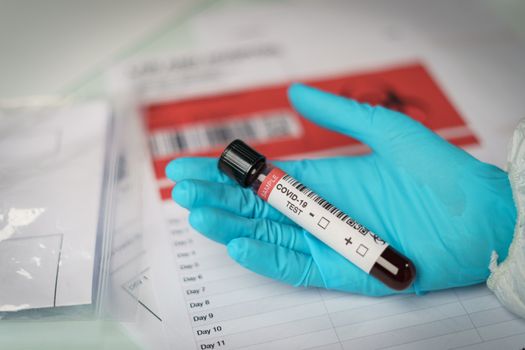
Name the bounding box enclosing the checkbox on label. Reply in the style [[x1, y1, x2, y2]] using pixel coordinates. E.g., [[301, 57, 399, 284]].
[[317, 217, 330, 229], [357, 244, 368, 257]]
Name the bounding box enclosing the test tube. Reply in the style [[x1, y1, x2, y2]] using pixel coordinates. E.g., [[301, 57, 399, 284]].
[[218, 139, 416, 291]]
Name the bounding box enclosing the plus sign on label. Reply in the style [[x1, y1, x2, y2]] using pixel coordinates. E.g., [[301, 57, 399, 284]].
[[263, 169, 389, 273]]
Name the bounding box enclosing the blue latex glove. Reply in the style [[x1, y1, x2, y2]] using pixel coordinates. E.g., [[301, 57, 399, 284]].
[[165, 83, 516, 296]]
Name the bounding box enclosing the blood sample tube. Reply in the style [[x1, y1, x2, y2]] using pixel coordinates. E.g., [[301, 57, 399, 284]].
[[218, 139, 416, 291]]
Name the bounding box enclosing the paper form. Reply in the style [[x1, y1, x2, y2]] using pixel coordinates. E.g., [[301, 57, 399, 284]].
[[149, 201, 525, 350], [0, 102, 109, 310], [109, 1, 525, 348]]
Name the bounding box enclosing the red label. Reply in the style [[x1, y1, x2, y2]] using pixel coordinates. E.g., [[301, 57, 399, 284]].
[[257, 168, 285, 201], [145, 62, 479, 200]]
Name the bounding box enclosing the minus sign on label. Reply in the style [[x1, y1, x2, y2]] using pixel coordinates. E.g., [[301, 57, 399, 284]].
[[309, 213, 315, 217]]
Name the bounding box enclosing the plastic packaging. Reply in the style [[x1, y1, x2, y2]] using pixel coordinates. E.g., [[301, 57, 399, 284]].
[[0, 101, 144, 320]]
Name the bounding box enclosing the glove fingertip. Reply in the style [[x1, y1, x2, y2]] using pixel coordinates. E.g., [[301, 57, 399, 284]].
[[171, 180, 192, 208], [165, 159, 180, 180], [287, 82, 308, 101], [286, 83, 374, 143], [287, 83, 328, 111]]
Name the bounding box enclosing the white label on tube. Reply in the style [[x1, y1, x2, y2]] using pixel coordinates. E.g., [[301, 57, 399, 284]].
[[258, 168, 388, 273]]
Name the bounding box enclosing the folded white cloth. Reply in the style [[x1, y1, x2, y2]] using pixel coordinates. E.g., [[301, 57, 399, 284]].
[[487, 119, 525, 319]]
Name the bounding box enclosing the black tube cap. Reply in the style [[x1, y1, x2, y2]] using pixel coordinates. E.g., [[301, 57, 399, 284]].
[[218, 139, 266, 187]]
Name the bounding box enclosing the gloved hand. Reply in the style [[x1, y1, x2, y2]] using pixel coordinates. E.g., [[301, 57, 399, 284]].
[[165, 83, 516, 296]]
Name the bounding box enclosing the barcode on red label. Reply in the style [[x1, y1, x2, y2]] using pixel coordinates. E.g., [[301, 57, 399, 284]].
[[148, 110, 302, 158]]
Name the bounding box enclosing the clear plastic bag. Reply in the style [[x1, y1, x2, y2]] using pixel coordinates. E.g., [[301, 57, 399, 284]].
[[0, 100, 145, 321]]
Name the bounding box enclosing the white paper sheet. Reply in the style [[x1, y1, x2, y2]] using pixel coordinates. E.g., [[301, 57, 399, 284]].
[[0, 102, 109, 310], [154, 203, 525, 350], [110, 1, 525, 348]]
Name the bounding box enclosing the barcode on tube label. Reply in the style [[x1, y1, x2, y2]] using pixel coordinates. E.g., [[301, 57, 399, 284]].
[[262, 169, 388, 273], [148, 110, 301, 158]]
